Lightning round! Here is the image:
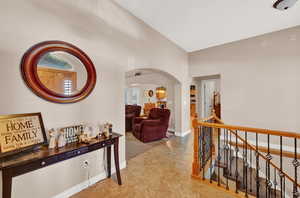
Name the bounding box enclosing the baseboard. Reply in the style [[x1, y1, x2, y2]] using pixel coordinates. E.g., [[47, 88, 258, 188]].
[[168, 128, 175, 132], [52, 161, 127, 198], [175, 130, 191, 137]]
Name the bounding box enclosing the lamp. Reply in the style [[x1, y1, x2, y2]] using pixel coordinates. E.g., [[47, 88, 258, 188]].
[[156, 87, 167, 109], [156, 87, 167, 100]]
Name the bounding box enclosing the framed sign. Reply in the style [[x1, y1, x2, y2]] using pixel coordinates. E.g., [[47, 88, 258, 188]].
[[0, 112, 47, 158], [61, 125, 84, 144]]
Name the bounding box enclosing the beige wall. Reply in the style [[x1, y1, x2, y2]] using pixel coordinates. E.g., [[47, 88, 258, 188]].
[[189, 27, 300, 195], [189, 26, 300, 132], [0, 0, 189, 197]]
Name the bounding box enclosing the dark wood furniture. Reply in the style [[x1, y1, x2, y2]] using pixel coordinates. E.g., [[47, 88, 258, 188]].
[[125, 105, 141, 132], [213, 92, 221, 118], [0, 133, 122, 198]]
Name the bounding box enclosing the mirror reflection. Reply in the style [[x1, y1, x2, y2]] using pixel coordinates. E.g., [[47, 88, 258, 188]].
[[37, 51, 87, 96]]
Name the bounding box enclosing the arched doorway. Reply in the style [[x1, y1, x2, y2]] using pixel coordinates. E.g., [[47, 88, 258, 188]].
[[125, 68, 181, 132], [124, 68, 182, 159]]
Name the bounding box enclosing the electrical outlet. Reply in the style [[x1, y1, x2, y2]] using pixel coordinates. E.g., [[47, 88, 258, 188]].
[[82, 160, 89, 169]]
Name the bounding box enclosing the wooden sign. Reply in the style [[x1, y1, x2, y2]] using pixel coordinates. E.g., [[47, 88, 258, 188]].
[[0, 113, 47, 157], [61, 125, 84, 144]]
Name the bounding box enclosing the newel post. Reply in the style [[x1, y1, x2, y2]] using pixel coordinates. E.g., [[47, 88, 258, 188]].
[[192, 114, 201, 178]]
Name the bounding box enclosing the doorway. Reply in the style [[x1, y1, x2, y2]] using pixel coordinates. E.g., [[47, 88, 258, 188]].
[[192, 75, 221, 119]]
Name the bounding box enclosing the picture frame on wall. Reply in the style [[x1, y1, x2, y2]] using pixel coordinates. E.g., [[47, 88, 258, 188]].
[[0, 112, 47, 158]]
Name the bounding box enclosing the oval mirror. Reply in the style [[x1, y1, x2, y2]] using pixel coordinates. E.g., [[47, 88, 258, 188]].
[[21, 41, 97, 103]]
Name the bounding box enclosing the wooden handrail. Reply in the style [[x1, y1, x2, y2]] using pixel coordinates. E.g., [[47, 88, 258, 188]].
[[197, 121, 300, 139], [193, 112, 300, 188], [228, 129, 300, 188]]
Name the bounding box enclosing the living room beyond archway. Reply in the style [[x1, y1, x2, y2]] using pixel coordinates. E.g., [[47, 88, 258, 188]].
[[124, 68, 181, 160]]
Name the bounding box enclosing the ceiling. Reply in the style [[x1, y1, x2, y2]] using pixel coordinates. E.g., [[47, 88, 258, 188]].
[[125, 69, 154, 79], [115, 0, 300, 52]]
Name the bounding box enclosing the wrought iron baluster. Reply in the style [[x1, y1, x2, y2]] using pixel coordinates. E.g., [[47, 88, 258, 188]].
[[218, 128, 221, 186], [225, 129, 229, 190], [280, 136, 283, 198], [293, 138, 299, 198], [274, 168, 277, 198], [250, 148, 253, 193], [198, 126, 202, 173], [266, 134, 272, 198], [245, 131, 248, 197], [230, 131, 232, 177], [283, 176, 286, 198], [256, 133, 260, 198], [202, 126, 206, 180], [243, 135, 246, 188], [210, 126, 213, 183], [266, 158, 268, 198], [235, 130, 239, 194], [223, 128, 226, 176]]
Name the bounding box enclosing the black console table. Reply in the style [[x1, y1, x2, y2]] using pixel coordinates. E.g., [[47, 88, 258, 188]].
[[0, 133, 122, 198]]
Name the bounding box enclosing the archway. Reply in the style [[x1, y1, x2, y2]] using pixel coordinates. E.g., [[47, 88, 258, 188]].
[[125, 68, 182, 134]]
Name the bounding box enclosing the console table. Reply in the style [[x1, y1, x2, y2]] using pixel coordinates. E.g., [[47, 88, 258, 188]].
[[0, 133, 122, 198]]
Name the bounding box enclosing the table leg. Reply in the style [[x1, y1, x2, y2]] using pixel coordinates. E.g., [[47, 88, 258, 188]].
[[113, 137, 122, 185], [107, 145, 111, 178], [3, 169, 12, 198]]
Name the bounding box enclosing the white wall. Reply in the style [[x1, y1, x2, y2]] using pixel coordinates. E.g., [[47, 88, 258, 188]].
[[0, 0, 189, 197], [189, 26, 300, 133]]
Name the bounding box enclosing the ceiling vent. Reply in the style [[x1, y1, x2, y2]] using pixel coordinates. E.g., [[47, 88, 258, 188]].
[[273, 0, 298, 10], [134, 72, 142, 77]]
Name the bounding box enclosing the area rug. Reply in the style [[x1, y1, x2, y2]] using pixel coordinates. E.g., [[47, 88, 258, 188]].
[[125, 131, 174, 161]]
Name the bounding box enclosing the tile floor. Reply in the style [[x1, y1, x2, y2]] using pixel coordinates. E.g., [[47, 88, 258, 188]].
[[72, 133, 236, 198]]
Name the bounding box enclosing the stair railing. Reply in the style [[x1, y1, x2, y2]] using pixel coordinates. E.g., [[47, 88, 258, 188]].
[[192, 112, 300, 198]]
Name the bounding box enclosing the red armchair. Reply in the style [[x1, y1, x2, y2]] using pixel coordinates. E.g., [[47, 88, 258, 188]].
[[125, 105, 141, 132], [132, 108, 170, 143]]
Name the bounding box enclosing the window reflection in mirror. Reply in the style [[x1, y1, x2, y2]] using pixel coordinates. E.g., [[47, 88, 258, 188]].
[[37, 51, 88, 96]]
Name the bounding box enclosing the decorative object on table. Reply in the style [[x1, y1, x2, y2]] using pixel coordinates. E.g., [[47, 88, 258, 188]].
[[109, 124, 113, 134], [0, 112, 47, 158], [21, 40, 97, 104], [61, 125, 84, 144], [97, 123, 105, 138], [48, 128, 58, 149], [102, 122, 113, 138], [103, 123, 110, 138], [57, 129, 67, 148], [85, 123, 99, 138], [79, 124, 94, 143], [79, 133, 91, 144]]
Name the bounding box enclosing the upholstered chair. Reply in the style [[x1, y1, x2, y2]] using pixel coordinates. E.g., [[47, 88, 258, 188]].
[[132, 108, 170, 143]]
